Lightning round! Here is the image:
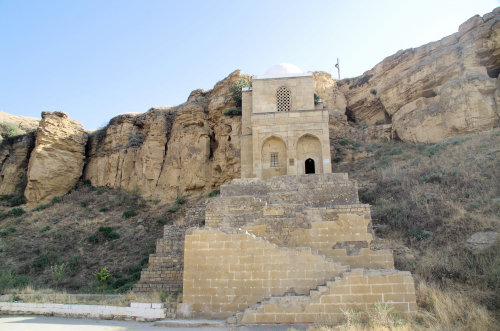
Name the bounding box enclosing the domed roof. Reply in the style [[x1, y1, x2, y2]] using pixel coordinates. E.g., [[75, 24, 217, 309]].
[[264, 63, 303, 76]]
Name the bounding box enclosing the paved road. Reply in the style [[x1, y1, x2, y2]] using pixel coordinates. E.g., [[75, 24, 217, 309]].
[[0, 316, 308, 331]]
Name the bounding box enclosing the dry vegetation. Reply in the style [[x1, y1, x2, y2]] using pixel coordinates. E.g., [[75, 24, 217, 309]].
[[331, 127, 500, 328], [0, 181, 198, 294]]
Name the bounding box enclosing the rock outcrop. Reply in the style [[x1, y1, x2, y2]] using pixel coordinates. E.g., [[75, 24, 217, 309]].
[[83, 71, 242, 202], [0, 133, 35, 196], [338, 8, 500, 143], [24, 112, 88, 204]]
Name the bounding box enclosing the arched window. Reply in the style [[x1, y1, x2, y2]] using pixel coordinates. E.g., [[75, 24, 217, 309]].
[[276, 86, 291, 112]]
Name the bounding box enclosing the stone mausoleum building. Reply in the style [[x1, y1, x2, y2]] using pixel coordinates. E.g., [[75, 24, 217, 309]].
[[136, 64, 417, 324], [241, 63, 331, 179]]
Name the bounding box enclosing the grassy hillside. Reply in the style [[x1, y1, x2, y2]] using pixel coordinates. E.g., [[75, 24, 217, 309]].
[[0, 182, 201, 294], [333, 128, 500, 316]]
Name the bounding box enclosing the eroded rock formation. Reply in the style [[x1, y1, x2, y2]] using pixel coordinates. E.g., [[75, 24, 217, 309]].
[[0, 133, 35, 196], [83, 71, 242, 202], [338, 8, 500, 143], [24, 112, 88, 204]]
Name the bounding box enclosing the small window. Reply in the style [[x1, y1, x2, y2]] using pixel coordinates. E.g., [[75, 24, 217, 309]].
[[270, 153, 279, 167], [276, 86, 291, 112]]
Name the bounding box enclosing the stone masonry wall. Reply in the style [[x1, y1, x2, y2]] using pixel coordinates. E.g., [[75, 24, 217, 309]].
[[178, 228, 348, 319], [239, 269, 417, 324]]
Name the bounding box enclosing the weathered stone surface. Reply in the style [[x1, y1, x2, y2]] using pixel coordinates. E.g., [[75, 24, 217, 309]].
[[24, 112, 88, 204], [84, 71, 242, 202], [339, 9, 500, 143], [0, 133, 35, 195], [466, 231, 498, 250]]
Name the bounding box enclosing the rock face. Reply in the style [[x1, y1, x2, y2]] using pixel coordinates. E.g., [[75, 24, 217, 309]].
[[84, 71, 242, 202], [24, 112, 88, 204], [0, 133, 35, 196], [339, 8, 500, 143]]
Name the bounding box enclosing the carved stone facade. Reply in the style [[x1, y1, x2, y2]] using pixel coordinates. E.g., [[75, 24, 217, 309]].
[[241, 65, 332, 179]]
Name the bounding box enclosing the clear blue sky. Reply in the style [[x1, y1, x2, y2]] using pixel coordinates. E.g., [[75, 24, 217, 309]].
[[0, 0, 498, 129]]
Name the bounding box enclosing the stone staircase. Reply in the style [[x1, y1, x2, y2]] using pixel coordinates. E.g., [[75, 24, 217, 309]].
[[133, 205, 205, 293], [178, 174, 417, 322], [234, 268, 417, 324]]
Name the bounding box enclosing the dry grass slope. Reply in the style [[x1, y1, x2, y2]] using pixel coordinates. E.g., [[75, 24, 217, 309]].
[[0, 182, 197, 294]]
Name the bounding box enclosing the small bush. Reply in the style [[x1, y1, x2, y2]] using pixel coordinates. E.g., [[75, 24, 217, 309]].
[[0, 226, 16, 237], [338, 138, 352, 146], [208, 189, 220, 197], [99, 207, 109, 212], [333, 156, 342, 163], [87, 234, 99, 244], [33, 203, 50, 212], [375, 119, 385, 125], [0, 194, 26, 207], [122, 209, 137, 219], [128, 133, 144, 147], [32, 256, 49, 269], [409, 228, 431, 241], [167, 205, 179, 213], [96, 187, 107, 195], [7, 208, 24, 217], [370, 88, 377, 95], [175, 197, 186, 205], [156, 216, 172, 225], [51, 196, 62, 204], [223, 107, 242, 116], [39, 225, 50, 232], [98, 226, 120, 240], [0, 122, 19, 138], [229, 76, 252, 107], [80, 201, 89, 208], [314, 93, 321, 105]]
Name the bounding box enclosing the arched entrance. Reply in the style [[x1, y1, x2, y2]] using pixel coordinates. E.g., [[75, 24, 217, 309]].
[[296, 134, 323, 175], [305, 158, 315, 174]]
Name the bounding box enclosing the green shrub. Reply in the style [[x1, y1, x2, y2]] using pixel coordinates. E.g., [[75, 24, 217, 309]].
[[98, 226, 120, 240], [87, 234, 99, 244], [0, 122, 19, 138], [51, 196, 62, 204], [375, 119, 385, 125], [122, 209, 137, 218], [175, 197, 186, 205], [128, 133, 144, 147], [7, 208, 24, 217], [156, 216, 172, 225], [99, 207, 109, 212], [370, 88, 377, 95], [32, 256, 49, 269], [0, 269, 29, 293], [33, 203, 50, 212], [39, 225, 50, 232], [314, 93, 321, 105], [223, 107, 242, 116], [96, 187, 107, 195], [333, 156, 342, 163], [409, 228, 431, 241], [167, 205, 179, 213], [338, 138, 352, 146], [0, 226, 16, 237], [80, 201, 89, 208], [229, 76, 252, 107], [208, 189, 220, 197]]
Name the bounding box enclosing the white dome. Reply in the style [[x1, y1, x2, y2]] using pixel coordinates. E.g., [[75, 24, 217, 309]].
[[264, 63, 303, 76]]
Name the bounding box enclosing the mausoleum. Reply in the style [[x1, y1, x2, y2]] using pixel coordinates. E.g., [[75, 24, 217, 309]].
[[240, 63, 332, 179]]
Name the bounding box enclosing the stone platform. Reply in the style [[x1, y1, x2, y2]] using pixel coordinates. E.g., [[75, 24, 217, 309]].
[[175, 174, 417, 323]]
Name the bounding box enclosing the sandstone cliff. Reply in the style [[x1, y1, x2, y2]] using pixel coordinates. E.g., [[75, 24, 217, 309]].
[[24, 112, 88, 204], [338, 8, 500, 143], [0, 9, 499, 204], [83, 71, 242, 202]]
